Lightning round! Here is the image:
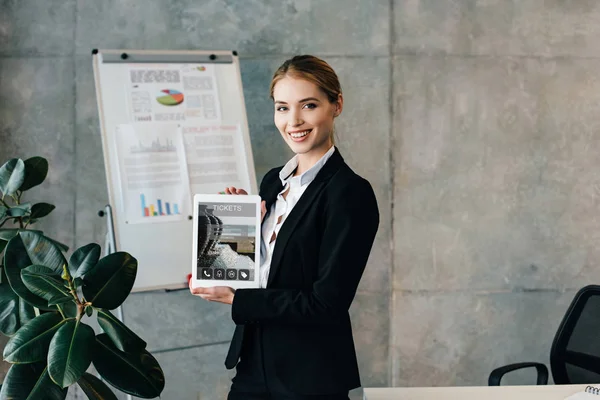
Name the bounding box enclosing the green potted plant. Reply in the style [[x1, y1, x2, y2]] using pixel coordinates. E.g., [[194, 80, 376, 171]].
[[0, 156, 165, 399]]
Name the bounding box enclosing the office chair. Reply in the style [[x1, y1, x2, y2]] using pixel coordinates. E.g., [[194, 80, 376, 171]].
[[489, 285, 600, 386]]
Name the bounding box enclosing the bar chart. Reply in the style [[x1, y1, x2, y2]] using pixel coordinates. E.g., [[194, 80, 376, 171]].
[[140, 193, 180, 217]]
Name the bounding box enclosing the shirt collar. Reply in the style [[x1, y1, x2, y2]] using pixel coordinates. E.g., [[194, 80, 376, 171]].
[[279, 145, 336, 186]]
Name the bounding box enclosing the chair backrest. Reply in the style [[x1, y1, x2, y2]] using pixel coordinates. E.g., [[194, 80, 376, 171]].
[[550, 285, 600, 384]]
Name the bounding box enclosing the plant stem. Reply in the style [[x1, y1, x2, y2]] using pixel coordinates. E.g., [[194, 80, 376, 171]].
[[68, 284, 80, 305], [0, 198, 8, 208], [63, 265, 86, 319], [76, 304, 84, 322]]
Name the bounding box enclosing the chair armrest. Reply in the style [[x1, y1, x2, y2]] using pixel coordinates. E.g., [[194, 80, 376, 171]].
[[488, 362, 549, 386]]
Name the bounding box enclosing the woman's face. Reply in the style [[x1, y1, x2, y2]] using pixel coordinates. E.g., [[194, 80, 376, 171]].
[[272, 76, 341, 157]]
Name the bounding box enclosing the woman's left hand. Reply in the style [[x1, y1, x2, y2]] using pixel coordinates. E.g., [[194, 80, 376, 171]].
[[189, 276, 235, 305]]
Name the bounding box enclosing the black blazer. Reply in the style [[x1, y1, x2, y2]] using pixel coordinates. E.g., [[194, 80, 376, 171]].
[[225, 148, 379, 394]]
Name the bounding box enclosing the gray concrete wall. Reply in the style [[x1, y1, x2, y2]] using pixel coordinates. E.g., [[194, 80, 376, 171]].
[[0, 0, 598, 398], [392, 0, 600, 387]]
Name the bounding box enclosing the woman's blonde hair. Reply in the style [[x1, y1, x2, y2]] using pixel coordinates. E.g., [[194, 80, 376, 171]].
[[269, 55, 342, 143]]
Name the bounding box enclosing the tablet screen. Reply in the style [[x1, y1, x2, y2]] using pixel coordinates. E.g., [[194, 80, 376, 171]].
[[195, 201, 256, 282]]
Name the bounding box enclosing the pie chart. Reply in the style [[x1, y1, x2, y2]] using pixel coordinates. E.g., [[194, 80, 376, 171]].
[[156, 89, 184, 106]]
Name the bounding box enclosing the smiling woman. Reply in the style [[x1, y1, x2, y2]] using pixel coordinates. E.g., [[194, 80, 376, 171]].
[[189, 55, 379, 400], [270, 55, 343, 172]]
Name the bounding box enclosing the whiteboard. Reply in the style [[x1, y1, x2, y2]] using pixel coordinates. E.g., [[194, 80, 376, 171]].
[[92, 49, 257, 292]]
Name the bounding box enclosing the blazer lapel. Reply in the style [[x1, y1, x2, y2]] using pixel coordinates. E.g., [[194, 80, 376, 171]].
[[260, 168, 283, 222], [266, 149, 345, 287]]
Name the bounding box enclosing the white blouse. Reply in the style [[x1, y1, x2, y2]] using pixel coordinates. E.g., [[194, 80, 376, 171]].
[[258, 146, 336, 288]]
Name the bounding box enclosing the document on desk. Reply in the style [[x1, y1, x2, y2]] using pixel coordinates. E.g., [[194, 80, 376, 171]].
[[565, 386, 600, 399], [565, 394, 598, 399]]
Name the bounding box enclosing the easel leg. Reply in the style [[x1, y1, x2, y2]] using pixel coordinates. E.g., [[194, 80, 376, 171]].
[[100, 205, 133, 400]]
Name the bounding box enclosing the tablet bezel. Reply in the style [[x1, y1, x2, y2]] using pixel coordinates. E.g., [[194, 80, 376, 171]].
[[191, 193, 261, 289]]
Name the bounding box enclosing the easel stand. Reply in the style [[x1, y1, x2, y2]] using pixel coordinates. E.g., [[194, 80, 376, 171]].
[[98, 205, 122, 322], [98, 204, 131, 400]]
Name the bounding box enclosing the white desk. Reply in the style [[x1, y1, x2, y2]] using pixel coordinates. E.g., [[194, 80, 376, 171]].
[[363, 384, 591, 400]]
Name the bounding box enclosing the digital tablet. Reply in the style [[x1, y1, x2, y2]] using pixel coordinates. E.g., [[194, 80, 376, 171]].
[[191, 194, 261, 289]]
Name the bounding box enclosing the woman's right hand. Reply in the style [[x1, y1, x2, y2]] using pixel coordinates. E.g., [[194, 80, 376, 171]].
[[222, 186, 267, 222]]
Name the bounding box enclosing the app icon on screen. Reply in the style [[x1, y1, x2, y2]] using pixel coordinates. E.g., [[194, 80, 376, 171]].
[[201, 268, 213, 279], [226, 269, 237, 280]]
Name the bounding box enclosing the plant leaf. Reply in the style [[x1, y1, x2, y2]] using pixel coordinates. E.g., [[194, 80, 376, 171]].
[[0, 363, 67, 400], [21, 265, 72, 306], [69, 243, 101, 278], [0, 278, 35, 336], [20, 157, 49, 191], [57, 301, 78, 319], [18, 231, 67, 274], [93, 334, 165, 398], [83, 252, 137, 310], [0, 228, 42, 241], [97, 309, 146, 353], [3, 313, 69, 363], [0, 229, 19, 241], [48, 319, 95, 388], [0, 205, 6, 219], [86, 306, 93, 317], [6, 202, 31, 217], [4, 234, 59, 310], [74, 277, 83, 288], [0, 239, 7, 257], [47, 237, 69, 253], [29, 202, 55, 219], [50, 296, 73, 306], [0, 158, 25, 196], [77, 372, 118, 400]]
